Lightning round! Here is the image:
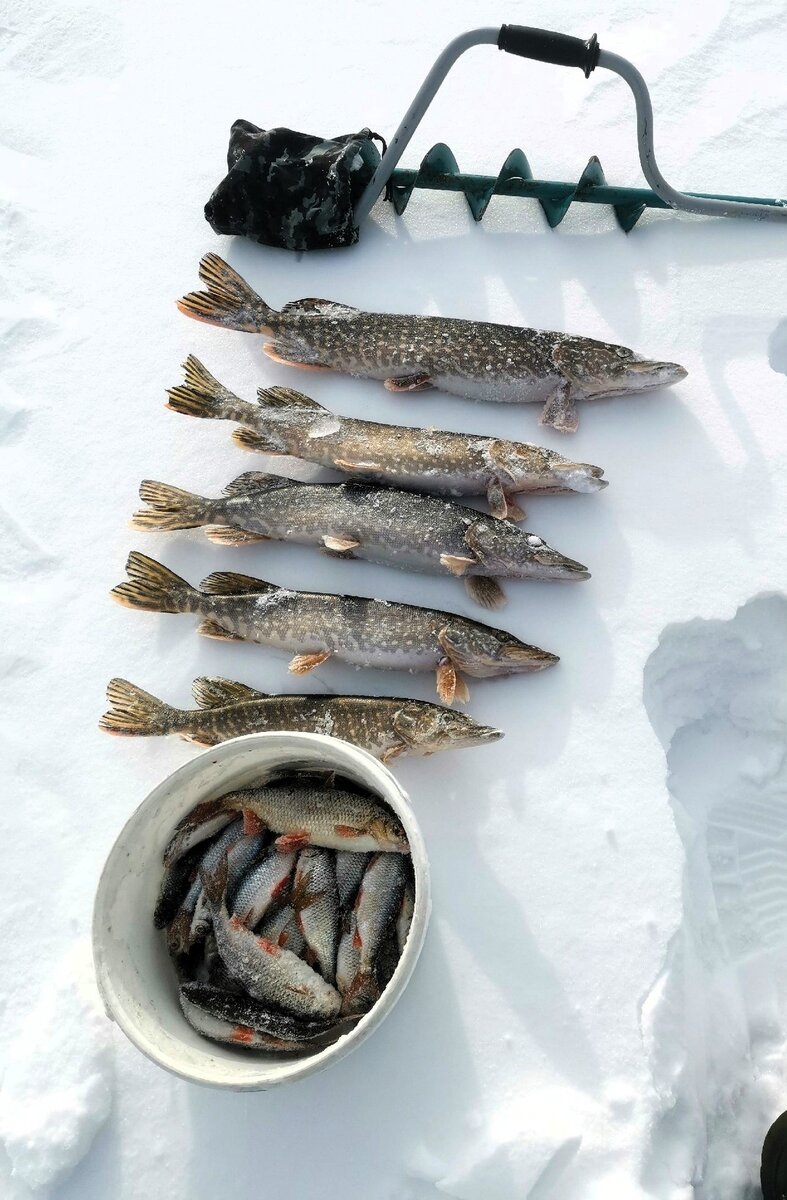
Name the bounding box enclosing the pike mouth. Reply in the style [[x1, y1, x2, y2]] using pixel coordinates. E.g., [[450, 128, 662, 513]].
[[502, 646, 560, 671], [471, 724, 504, 744]]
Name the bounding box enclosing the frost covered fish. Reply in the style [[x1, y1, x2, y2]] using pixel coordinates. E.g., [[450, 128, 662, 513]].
[[201, 855, 341, 1018], [179, 982, 337, 1051], [99, 675, 503, 763], [258, 905, 305, 956], [171, 781, 409, 857], [342, 853, 408, 1015], [291, 849, 340, 983], [111, 551, 558, 705], [130, 471, 589, 609], [167, 356, 608, 518], [176, 253, 687, 432]]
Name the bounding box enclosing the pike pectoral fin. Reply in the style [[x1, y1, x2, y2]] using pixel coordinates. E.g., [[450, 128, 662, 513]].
[[204, 525, 270, 546], [504, 497, 527, 521], [384, 374, 433, 393], [262, 344, 333, 371], [440, 553, 476, 577], [436, 659, 458, 706], [381, 743, 405, 764], [454, 675, 470, 704], [540, 382, 579, 433], [288, 651, 331, 675], [465, 576, 507, 609], [486, 477, 509, 520], [322, 535, 360, 554], [197, 618, 244, 642]]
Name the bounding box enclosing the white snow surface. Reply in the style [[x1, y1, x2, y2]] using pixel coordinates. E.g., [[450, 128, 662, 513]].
[[1, 0, 786, 1197]]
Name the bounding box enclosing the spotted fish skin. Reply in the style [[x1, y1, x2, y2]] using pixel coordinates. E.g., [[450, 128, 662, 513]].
[[176, 254, 687, 432], [129, 475, 590, 606], [100, 677, 503, 762], [110, 551, 558, 703], [166, 357, 608, 513]]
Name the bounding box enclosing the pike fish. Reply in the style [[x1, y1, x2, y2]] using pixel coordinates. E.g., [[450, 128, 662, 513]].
[[167, 356, 608, 518], [100, 675, 504, 763], [130, 471, 590, 609], [179, 982, 338, 1051], [201, 855, 342, 1018], [176, 253, 687, 432], [111, 551, 558, 705], [169, 781, 409, 857]]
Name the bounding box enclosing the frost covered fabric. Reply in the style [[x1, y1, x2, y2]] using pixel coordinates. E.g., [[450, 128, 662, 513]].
[[204, 121, 382, 250], [1, 0, 786, 1198]]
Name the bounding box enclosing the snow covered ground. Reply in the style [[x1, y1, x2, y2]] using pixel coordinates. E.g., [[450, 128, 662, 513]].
[[1, 0, 786, 1196]]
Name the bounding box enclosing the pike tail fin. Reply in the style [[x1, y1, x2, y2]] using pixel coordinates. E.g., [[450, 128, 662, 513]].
[[165, 356, 258, 425], [100, 678, 181, 737], [111, 551, 200, 613], [131, 480, 218, 532], [176, 254, 275, 333]]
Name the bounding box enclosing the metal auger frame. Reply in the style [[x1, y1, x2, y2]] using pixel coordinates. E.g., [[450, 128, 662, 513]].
[[355, 25, 787, 232]]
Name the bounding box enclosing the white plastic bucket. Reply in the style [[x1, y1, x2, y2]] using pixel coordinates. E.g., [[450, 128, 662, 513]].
[[92, 731, 431, 1089]]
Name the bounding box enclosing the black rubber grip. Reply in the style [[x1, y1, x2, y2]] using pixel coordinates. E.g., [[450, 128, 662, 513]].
[[497, 26, 600, 77]]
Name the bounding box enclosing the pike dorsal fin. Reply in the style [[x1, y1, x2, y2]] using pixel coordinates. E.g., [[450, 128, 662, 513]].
[[199, 571, 277, 596], [191, 676, 268, 708], [255, 386, 327, 412], [281, 298, 359, 319], [222, 471, 292, 496]]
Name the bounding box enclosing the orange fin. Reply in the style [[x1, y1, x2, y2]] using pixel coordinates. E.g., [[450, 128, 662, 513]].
[[465, 576, 506, 609], [288, 651, 331, 675], [275, 831, 310, 851], [384, 374, 432, 393], [436, 659, 457, 706], [322, 535, 360, 553], [262, 344, 332, 371], [203, 526, 269, 546], [439, 553, 476, 577], [334, 458, 382, 474]]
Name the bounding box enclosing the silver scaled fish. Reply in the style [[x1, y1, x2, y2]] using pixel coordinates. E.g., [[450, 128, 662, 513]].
[[176, 253, 687, 432], [166, 356, 608, 518], [111, 551, 559, 705]]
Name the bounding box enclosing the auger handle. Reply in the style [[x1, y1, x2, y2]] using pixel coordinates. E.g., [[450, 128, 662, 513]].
[[497, 25, 599, 77], [355, 25, 787, 227]]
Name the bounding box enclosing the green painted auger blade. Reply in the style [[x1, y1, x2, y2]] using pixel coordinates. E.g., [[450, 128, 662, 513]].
[[387, 144, 783, 232]]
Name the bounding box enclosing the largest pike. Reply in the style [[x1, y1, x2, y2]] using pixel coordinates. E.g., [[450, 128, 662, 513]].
[[166, 356, 608, 518], [130, 472, 589, 609], [176, 254, 687, 432], [111, 551, 558, 705]]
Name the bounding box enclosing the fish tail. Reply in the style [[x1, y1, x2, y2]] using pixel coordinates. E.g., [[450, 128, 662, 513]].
[[165, 356, 258, 424], [99, 678, 184, 737], [131, 480, 219, 531], [111, 551, 201, 613], [200, 853, 229, 907], [176, 253, 275, 333]]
